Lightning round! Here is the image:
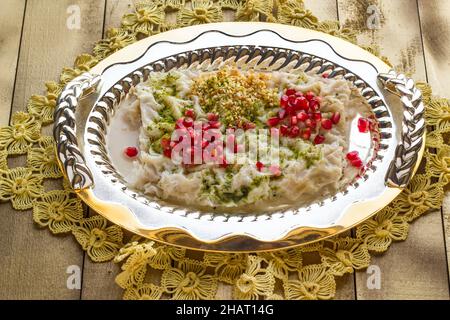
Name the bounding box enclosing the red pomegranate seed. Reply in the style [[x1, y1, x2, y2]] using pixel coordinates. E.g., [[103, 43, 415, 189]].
[[269, 165, 281, 176], [290, 115, 298, 126], [294, 97, 309, 111], [346, 151, 359, 161], [285, 104, 295, 116], [312, 112, 322, 121], [305, 91, 315, 101], [208, 120, 221, 129], [280, 95, 289, 108], [321, 118, 333, 130], [280, 125, 289, 136], [207, 113, 219, 121], [285, 88, 296, 96], [278, 108, 287, 119], [351, 158, 363, 168], [267, 117, 280, 127], [297, 112, 309, 122], [183, 117, 194, 127], [357, 118, 370, 133], [289, 126, 300, 138], [322, 73, 329, 78], [184, 108, 195, 118], [256, 161, 264, 171], [313, 134, 325, 145], [288, 95, 297, 105], [305, 119, 316, 129], [160, 138, 171, 150], [331, 112, 341, 124], [301, 127, 311, 140], [163, 148, 172, 158], [124, 146, 139, 158], [309, 99, 319, 111]]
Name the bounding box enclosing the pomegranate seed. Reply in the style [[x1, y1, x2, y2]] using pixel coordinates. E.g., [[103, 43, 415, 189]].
[[305, 91, 315, 101], [124, 146, 139, 158], [321, 118, 333, 130], [207, 113, 219, 121], [256, 161, 264, 171], [278, 108, 287, 119], [267, 117, 280, 127], [290, 115, 298, 126], [184, 108, 195, 118], [351, 158, 363, 168], [269, 165, 281, 176], [309, 99, 319, 111], [313, 134, 325, 145], [280, 125, 289, 136], [294, 96, 309, 111], [305, 119, 316, 129], [208, 120, 221, 129], [280, 95, 289, 108], [183, 117, 194, 127], [285, 104, 295, 115], [288, 95, 297, 106], [297, 112, 309, 122], [357, 118, 370, 133], [163, 148, 171, 158], [289, 126, 300, 138], [322, 73, 329, 78], [285, 88, 296, 96], [346, 151, 359, 161], [312, 112, 322, 121], [331, 112, 341, 124], [160, 138, 171, 150], [301, 127, 311, 140]]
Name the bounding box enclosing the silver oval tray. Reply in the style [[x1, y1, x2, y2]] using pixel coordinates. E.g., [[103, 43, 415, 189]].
[[54, 23, 425, 252]]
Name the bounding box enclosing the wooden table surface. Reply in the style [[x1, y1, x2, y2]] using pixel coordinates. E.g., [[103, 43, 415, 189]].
[[0, 0, 449, 300]]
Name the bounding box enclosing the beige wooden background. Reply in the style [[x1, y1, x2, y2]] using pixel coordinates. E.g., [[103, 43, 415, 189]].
[[0, 0, 449, 300]]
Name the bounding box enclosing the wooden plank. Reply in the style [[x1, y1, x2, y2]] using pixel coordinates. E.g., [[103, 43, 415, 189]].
[[0, 0, 106, 299], [0, 0, 26, 126], [417, 0, 450, 286], [418, 0, 450, 97], [337, 0, 449, 299], [338, 0, 426, 81]]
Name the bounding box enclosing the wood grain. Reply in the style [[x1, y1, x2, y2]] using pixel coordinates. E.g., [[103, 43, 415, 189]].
[[338, 0, 427, 81], [0, 0, 105, 299], [0, 0, 26, 126], [418, 0, 450, 286], [338, 0, 449, 299], [418, 0, 450, 97]]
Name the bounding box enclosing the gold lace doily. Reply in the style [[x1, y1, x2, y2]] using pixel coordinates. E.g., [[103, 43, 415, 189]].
[[0, 0, 448, 300]]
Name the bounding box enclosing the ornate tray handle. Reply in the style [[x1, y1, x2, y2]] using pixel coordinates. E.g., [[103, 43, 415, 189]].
[[54, 72, 101, 191], [378, 70, 426, 188]]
